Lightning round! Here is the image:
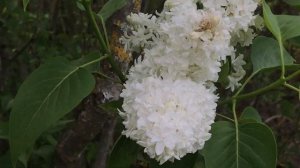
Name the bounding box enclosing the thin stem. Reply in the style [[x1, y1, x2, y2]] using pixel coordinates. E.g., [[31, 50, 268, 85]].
[[217, 113, 234, 122], [80, 56, 108, 68], [220, 70, 300, 104], [83, 0, 109, 53], [82, 0, 126, 83], [279, 40, 286, 79], [232, 100, 239, 167], [234, 73, 257, 97], [284, 83, 300, 92], [99, 15, 110, 51], [93, 71, 122, 84], [286, 70, 300, 81], [107, 55, 127, 83], [236, 78, 284, 100]]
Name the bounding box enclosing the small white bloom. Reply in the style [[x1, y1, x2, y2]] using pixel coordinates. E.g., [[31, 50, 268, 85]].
[[120, 77, 218, 164], [227, 54, 246, 91]]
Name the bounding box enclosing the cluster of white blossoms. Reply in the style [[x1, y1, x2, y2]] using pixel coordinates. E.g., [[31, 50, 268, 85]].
[[119, 0, 261, 164]]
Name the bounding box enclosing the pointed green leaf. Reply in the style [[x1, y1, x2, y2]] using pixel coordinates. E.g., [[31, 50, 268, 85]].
[[23, 0, 30, 11], [251, 36, 294, 72], [99, 99, 123, 113], [203, 121, 277, 168], [108, 136, 140, 168], [240, 107, 262, 123], [97, 0, 127, 22], [218, 60, 230, 87], [9, 58, 97, 166], [262, 1, 282, 42], [276, 15, 300, 40], [261, 1, 292, 76]]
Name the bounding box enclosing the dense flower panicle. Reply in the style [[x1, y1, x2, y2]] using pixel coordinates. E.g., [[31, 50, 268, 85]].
[[120, 77, 218, 164], [119, 0, 261, 164], [122, 1, 234, 83]]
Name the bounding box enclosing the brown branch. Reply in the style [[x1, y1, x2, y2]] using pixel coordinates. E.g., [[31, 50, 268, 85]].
[[54, 78, 118, 168], [92, 118, 117, 168], [54, 1, 142, 168]]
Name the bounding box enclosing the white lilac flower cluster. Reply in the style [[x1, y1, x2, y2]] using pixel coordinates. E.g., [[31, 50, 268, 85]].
[[119, 0, 261, 164]]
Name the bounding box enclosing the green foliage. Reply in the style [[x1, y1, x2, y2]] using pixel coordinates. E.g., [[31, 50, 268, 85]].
[[108, 136, 140, 168], [1, 0, 300, 167], [9, 58, 99, 166], [99, 99, 123, 113], [276, 15, 300, 40], [283, 0, 300, 6], [22, 0, 30, 11], [0, 152, 13, 168], [193, 154, 206, 168], [251, 36, 294, 73], [202, 121, 277, 168], [262, 1, 282, 42], [0, 121, 9, 140], [240, 107, 262, 123], [218, 60, 230, 87], [97, 0, 127, 21]]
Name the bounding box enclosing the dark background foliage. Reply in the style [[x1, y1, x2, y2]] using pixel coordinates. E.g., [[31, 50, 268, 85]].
[[0, 0, 300, 167]]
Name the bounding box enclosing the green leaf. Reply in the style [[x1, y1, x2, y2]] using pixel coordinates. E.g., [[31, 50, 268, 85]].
[[149, 153, 197, 168], [97, 0, 127, 21], [251, 36, 294, 72], [108, 136, 140, 168], [280, 100, 296, 118], [193, 154, 206, 168], [9, 58, 98, 166], [71, 52, 101, 71], [262, 1, 291, 77], [203, 121, 277, 168], [276, 15, 300, 40], [218, 60, 230, 87], [289, 36, 300, 47], [23, 0, 30, 11], [240, 107, 262, 123], [262, 1, 282, 42], [99, 99, 123, 113], [0, 152, 13, 168], [283, 0, 300, 6], [76, 1, 86, 11], [0, 121, 9, 140]]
